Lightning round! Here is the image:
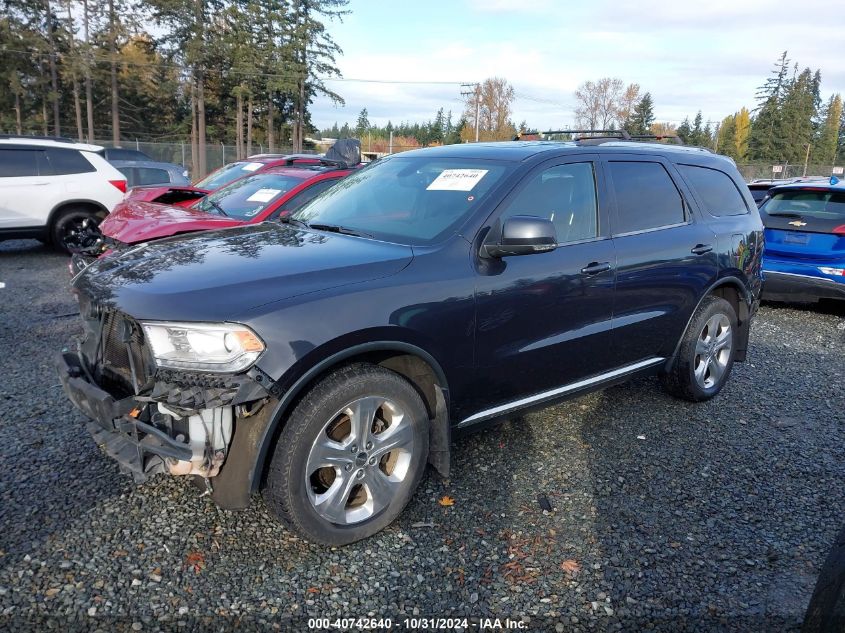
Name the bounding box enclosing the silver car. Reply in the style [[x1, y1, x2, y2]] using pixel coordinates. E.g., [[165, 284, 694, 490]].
[[110, 159, 190, 188]]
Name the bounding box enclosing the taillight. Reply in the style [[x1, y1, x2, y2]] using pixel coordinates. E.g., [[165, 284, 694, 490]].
[[833, 224, 845, 236], [109, 179, 127, 193]]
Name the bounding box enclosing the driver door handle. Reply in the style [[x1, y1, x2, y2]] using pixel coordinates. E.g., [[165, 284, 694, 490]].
[[691, 243, 713, 255], [580, 261, 612, 275]]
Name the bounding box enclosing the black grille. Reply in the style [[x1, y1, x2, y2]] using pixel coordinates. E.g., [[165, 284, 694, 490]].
[[96, 311, 152, 396]]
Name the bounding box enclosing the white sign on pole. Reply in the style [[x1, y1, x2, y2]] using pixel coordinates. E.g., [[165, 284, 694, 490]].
[[772, 165, 784, 174], [832, 166, 844, 175]]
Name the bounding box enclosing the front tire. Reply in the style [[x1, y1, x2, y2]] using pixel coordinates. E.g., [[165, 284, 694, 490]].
[[660, 295, 738, 402], [263, 363, 429, 546]]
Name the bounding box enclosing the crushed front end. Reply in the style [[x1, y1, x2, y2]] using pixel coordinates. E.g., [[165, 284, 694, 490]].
[[57, 300, 273, 486]]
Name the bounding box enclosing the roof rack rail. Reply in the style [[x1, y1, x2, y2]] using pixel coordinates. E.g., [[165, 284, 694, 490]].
[[0, 134, 77, 144], [630, 134, 684, 145], [514, 129, 688, 146]]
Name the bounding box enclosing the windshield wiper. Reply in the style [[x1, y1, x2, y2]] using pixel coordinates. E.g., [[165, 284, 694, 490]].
[[207, 199, 228, 217], [279, 216, 308, 229], [308, 223, 373, 238]]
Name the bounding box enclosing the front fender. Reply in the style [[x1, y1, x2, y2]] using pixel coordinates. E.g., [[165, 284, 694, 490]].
[[207, 337, 452, 509]]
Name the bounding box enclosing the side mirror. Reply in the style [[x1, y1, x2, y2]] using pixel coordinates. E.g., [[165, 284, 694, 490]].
[[481, 215, 558, 258]]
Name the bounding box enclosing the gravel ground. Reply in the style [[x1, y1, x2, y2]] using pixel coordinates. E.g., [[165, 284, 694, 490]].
[[1, 238, 844, 632]]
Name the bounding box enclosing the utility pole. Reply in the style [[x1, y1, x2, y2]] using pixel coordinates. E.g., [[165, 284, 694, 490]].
[[461, 82, 481, 142], [802, 143, 811, 177]]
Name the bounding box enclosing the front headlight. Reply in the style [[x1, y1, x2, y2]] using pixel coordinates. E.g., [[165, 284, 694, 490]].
[[141, 322, 265, 373]]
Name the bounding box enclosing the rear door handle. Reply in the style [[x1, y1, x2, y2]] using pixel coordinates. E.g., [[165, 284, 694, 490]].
[[691, 244, 713, 255], [580, 261, 612, 275]]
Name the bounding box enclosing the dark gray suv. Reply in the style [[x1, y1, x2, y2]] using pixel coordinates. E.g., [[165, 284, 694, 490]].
[[58, 137, 764, 544]]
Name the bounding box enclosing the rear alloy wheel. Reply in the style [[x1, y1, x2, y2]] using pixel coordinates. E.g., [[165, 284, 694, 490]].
[[661, 295, 738, 402], [693, 313, 733, 390], [50, 207, 103, 254], [263, 363, 429, 545]]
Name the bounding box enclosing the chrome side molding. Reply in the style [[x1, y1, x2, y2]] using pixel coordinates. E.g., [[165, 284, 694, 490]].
[[457, 357, 666, 428]]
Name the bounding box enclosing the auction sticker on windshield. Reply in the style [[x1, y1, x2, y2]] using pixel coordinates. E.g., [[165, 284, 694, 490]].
[[242, 162, 264, 172], [427, 169, 488, 191], [247, 188, 282, 203]]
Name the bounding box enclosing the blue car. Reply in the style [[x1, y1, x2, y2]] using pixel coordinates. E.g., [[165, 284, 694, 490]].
[[760, 177, 845, 302]]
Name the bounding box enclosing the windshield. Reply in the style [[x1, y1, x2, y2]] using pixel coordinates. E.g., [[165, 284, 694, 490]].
[[193, 173, 303, 220], [761, 189, 845, 220], [291, 156, 512, 245], [194, 161, 267, 190]]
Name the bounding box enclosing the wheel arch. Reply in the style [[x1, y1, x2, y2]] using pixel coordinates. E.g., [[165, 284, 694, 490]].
[[666, 275, 754, 371], [249, 340, 452, 495], [46, 199, 109, 238]]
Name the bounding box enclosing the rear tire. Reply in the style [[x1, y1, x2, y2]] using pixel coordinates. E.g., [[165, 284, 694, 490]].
[[50, 207, 103, 254], [660, 295, 737, 402], [263, 363, 429, 546]]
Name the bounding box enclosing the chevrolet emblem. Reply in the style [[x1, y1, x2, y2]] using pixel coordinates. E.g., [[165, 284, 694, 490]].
[[788, 220, 807, 227]]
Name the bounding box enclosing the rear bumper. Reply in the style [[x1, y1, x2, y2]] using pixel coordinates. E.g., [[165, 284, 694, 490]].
[[762, 270, 845, 303]]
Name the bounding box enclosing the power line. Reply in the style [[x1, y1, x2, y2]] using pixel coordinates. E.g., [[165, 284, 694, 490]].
[[3, 48, 472, 85]]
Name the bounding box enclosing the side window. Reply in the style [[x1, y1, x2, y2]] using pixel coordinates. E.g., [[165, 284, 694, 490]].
[[0, 149, 40, 177], [272, 179, 338, 218], [136, 168, 170, 186], [609, 161, 686, 234], [45, 148, 96, 175], [499, 162, 598, 244], [678, 164, 748, 216]]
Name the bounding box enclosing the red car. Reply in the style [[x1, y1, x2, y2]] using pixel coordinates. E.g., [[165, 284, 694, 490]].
[[121, 154, 327, 207], [103, 159, 354, 243], [68, 159, 357, 276]]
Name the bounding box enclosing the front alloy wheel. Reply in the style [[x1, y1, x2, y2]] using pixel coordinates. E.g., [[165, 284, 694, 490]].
[[264, 363, 429, 546], [306, 396, 414, 525]]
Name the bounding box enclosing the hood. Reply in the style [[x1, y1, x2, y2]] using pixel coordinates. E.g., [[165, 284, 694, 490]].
[[100, 200, 242, 243], [74, 223, 414, 322]]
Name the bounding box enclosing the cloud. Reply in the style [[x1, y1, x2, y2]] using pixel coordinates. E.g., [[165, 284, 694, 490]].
[[467, 0, 554, 12], [310, 0, 845, 131]]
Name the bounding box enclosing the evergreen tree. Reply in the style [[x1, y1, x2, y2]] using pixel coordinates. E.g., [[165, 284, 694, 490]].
[[688, 111, 707, 146], [779, 66, 818, 163], [748, 51, 790, 161], [355, 108, 369, 137], [676, 117, 692, 144], [816, 94, 843, 166], [628, 92, 654, 135]]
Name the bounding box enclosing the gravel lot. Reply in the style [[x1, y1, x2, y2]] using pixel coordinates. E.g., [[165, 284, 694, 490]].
[[1, 238, 844, 632]]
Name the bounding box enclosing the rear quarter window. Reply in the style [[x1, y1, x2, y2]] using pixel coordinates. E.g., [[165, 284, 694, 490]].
[[678, 164, 748, 217], [45, 148, 96, 175]]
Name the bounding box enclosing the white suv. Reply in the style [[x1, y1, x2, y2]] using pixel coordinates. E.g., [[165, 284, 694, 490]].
[[0, 136, 127, 253]]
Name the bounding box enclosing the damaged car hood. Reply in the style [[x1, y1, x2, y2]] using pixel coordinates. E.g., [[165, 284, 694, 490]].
[[73, 223, 414, 321], [100, 200, 242, 244]]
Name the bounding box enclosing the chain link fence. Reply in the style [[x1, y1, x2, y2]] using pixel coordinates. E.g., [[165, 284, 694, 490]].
[[735, 163, 842, 182], [98, 140, 840, 184], [92, 140, 314, 178], [10, 132, 843, 182]]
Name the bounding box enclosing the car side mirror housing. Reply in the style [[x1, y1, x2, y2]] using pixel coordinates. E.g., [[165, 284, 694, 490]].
[[481, 215, 558, 258]]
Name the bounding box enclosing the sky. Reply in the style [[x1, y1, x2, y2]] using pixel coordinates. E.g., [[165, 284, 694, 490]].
[[310, 0, 845, 132]]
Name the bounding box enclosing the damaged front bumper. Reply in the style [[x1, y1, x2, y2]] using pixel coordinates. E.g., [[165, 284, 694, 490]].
[[57, 349, 270, 483]]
